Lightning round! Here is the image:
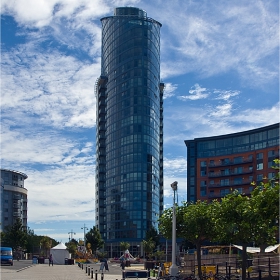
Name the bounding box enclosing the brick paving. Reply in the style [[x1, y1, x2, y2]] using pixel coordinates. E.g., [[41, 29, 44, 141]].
[[0, 262, 149, 280]]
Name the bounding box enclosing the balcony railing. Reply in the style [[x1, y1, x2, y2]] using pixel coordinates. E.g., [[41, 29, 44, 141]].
[[208, 157, 253, 167], [208, 168, 253, 177], [208, 180, 252, 188]]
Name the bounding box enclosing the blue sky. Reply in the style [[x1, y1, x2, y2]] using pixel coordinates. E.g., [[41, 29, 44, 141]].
[[1, 0, 279, 243]]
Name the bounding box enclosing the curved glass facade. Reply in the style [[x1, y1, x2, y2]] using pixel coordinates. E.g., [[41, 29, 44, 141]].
[[96, 7, 163, 245]]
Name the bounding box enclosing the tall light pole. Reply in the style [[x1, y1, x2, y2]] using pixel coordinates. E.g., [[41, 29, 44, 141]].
[[68, 229, 76, 241], [169, 181, 178, 276], [81, 224, 88, 249]]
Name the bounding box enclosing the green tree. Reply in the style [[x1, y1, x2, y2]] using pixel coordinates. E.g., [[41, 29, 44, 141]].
[[142, 238, 155, 259], [40, 236, 52, 257], [145, 226, 160, 249], [66, 239, 78, 256], [159, 201, 218, 279], [2, 218, 27, 251], [214, 191, 251, 280], [250, 160, 279, 252], [120, 241, 130, 252], [85, 226, 104, 256]]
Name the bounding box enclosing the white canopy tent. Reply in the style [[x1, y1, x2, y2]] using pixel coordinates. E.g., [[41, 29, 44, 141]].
[[50, 242, 71, 265], [233, 244, 280, 253]]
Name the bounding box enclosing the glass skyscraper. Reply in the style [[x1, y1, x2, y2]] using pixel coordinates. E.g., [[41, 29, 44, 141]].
[[95, 7, 164, 251]]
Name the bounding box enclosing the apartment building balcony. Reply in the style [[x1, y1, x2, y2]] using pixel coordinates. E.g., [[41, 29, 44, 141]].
[[208, 168, 253, 177], [208, 157, 253, 167], [208, 188, 252, 199], [208, 180, 252, 188]]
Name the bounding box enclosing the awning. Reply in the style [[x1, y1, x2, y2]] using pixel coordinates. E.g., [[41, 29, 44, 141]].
[[233, 244, 280, 253]]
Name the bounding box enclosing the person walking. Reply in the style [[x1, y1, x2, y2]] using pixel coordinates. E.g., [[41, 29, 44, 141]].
[[49, 254, 53, 266]]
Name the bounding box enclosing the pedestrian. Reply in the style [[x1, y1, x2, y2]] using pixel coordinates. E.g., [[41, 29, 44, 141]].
[[49, 254, 53, 266], [104, 258, 109, 272], [120, 260, 125, 270]]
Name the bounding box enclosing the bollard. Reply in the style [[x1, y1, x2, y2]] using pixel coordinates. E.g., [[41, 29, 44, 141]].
[[86, 266, 88, 273], [95, 270, 98, 280], [91, 268, 94, 279], [101, 272, 104, 280], [258, 270, 262, 280], [82, 263, 84, 270], [88, 267, 90, 276]]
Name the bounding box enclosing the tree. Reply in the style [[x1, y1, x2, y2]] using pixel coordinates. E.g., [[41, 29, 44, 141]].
[[145, 226, 160, 249], [40, 236, 52, 257], [142, 238, 155, 259], [159, 201, 218, 279], [1, 218, 27, 251], [85, 226, 104, 256], [120, 241, 130, 252], [214, 190, 265, 280], [250, 160, 279, 252], [66, 239, 78, 256]]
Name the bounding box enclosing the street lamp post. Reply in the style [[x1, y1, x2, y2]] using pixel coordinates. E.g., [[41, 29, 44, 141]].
[[81, 224, 88, 249], [68, 229, 76, 241], [169, 181, 178, 276]]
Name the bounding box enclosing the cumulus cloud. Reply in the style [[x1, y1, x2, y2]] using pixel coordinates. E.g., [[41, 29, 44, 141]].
[[178, 83, 209, 100], [163, 83, 177, 99]]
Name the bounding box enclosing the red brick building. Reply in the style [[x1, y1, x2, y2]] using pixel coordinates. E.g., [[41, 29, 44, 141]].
[[185, 123, 279, 202]]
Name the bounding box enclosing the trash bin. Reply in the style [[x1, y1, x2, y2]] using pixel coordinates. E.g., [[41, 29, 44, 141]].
[[32, 256, 38, 264], [65, 258, 68, 265], [68, 258, 74, 265], [38, 257, 44, 264]]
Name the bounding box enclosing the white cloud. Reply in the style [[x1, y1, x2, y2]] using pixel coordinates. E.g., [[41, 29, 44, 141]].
[[178, 83, 209, 100], [1, 48, 100, 129], [156, 0, 279, 87], [163, 83, 177, 99], [213, 90, 240, 101], [26, 165, 96, 222]]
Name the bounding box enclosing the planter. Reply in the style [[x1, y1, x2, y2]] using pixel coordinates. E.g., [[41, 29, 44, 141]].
[[144, 261, 155, 270]]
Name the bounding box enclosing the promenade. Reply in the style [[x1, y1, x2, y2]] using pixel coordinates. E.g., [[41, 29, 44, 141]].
[[0, 261, 147, 280]]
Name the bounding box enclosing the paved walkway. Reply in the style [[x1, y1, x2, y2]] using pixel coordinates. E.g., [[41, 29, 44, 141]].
[[0, 262, 149, 280]]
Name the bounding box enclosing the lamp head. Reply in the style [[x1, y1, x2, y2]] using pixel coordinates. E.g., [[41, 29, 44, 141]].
[[171, 181, 178, 191]]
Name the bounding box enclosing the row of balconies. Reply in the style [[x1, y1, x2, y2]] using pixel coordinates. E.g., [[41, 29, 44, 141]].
[[208, 168, 253, 177], [208, 188, 252, 198], [207, 157, 253, 167], [207, 180, 252, 188]]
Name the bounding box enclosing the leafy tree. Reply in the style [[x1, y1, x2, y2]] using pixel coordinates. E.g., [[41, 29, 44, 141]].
[[159, 201, 218, 279], [120, 241, 130, 252], [85, 226, 104, 256], [40, 236, 52, 256], [66, 239, 78, 256], [145, 226, 160, 249], [1, 218, 27, 251], [250, 160, 279, 252], [142, 238, 155, 259]]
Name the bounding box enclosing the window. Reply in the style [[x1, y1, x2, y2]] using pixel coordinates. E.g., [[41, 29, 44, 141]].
[[268, 150, 275, 157], [221, 158, 230, 165], [257, 174, 263, 182], [200, 170, 206, 176], [220, 179, 229, 186], [200, 189, 207, 197], [200, 161, 207, 167], [234, 178, 242, 185], [257, 163, 263, 170], [233, 157, 242, 164], [257, 153, 263, 159], [200, 181, 207, 187]]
